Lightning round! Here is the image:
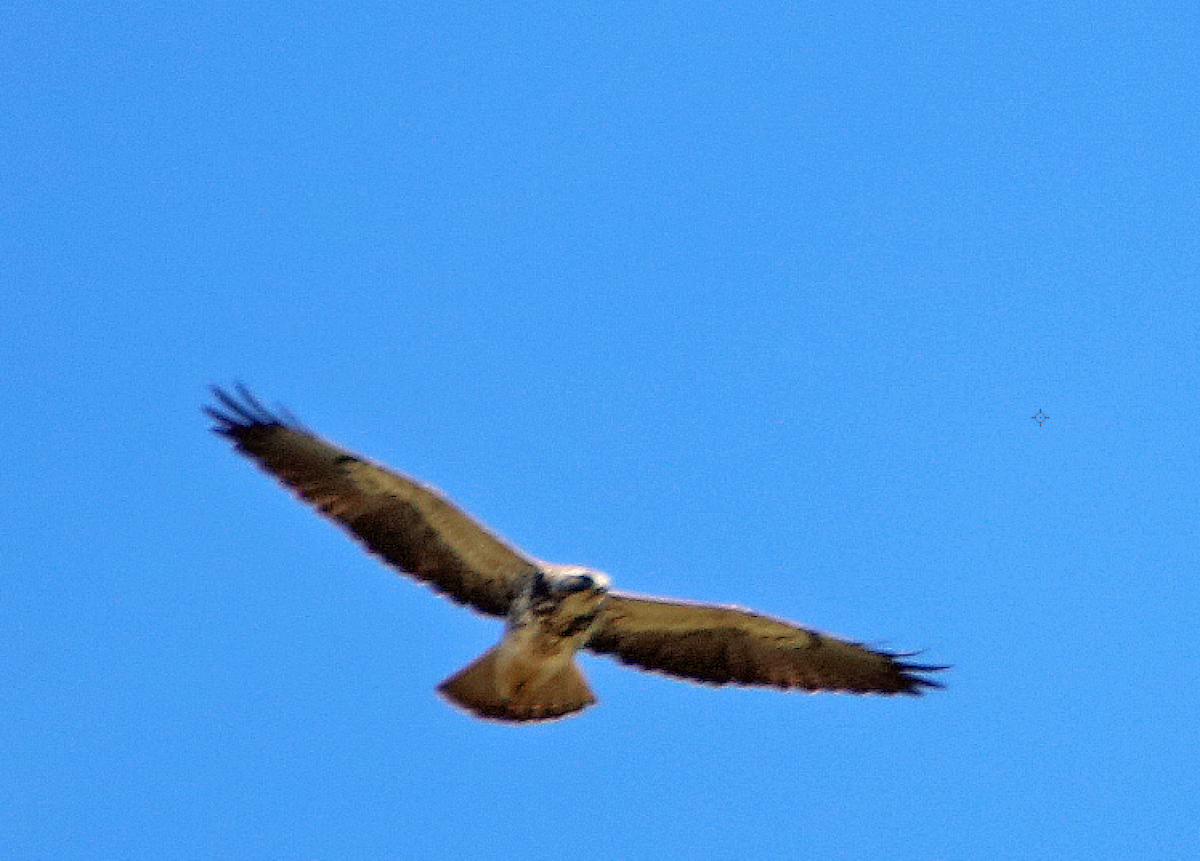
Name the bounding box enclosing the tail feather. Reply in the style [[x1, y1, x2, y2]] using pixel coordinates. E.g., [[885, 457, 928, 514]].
[[437, 646, 596, 722]]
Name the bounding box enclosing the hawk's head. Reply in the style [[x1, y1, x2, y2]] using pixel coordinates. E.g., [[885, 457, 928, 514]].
[[515, 564, 611, 642], [533, 565, 611, 598]]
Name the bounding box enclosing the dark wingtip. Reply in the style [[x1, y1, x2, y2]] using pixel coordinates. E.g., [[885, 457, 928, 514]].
[[893, 655, 950, 695], [204, 383, 295, 437]]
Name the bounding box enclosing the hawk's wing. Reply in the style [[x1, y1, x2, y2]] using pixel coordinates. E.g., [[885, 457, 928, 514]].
[[205, 386, 536, 617], [587, 593, 944, 695]]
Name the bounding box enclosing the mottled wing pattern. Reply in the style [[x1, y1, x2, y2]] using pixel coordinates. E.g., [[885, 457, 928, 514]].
[[587, 593, 945, 695], [205, 386, 536, 617]]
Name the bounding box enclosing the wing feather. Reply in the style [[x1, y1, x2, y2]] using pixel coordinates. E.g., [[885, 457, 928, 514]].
[[587, 593, 945, 695], [205, 385, 535, 617]]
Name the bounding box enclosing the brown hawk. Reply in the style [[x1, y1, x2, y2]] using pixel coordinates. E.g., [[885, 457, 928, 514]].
[[206, 386, 945, 721]]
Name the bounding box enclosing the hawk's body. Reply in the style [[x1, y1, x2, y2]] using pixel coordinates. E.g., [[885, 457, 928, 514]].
[[206, 386, 944, 721]]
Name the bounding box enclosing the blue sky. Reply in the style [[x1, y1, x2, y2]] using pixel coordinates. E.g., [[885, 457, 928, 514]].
[[4, 2, 1198, 858]]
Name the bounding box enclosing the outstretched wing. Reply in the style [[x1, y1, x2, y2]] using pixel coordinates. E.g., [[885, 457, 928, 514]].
[[587, 593, 945, 695], [205, 385, 537, 617]]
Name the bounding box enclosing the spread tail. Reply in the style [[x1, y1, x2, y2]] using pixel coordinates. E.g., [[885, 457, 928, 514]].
[[436, 646, 596, 722]]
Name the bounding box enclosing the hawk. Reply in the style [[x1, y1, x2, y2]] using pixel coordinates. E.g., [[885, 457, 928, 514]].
[[206, 386, 944, 722]]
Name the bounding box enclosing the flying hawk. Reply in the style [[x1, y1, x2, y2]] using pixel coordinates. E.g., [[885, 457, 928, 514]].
[[206, 386, 944, 721]]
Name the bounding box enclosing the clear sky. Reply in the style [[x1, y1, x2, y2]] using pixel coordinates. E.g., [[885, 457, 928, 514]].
[[4, 3, 1198, 859]]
